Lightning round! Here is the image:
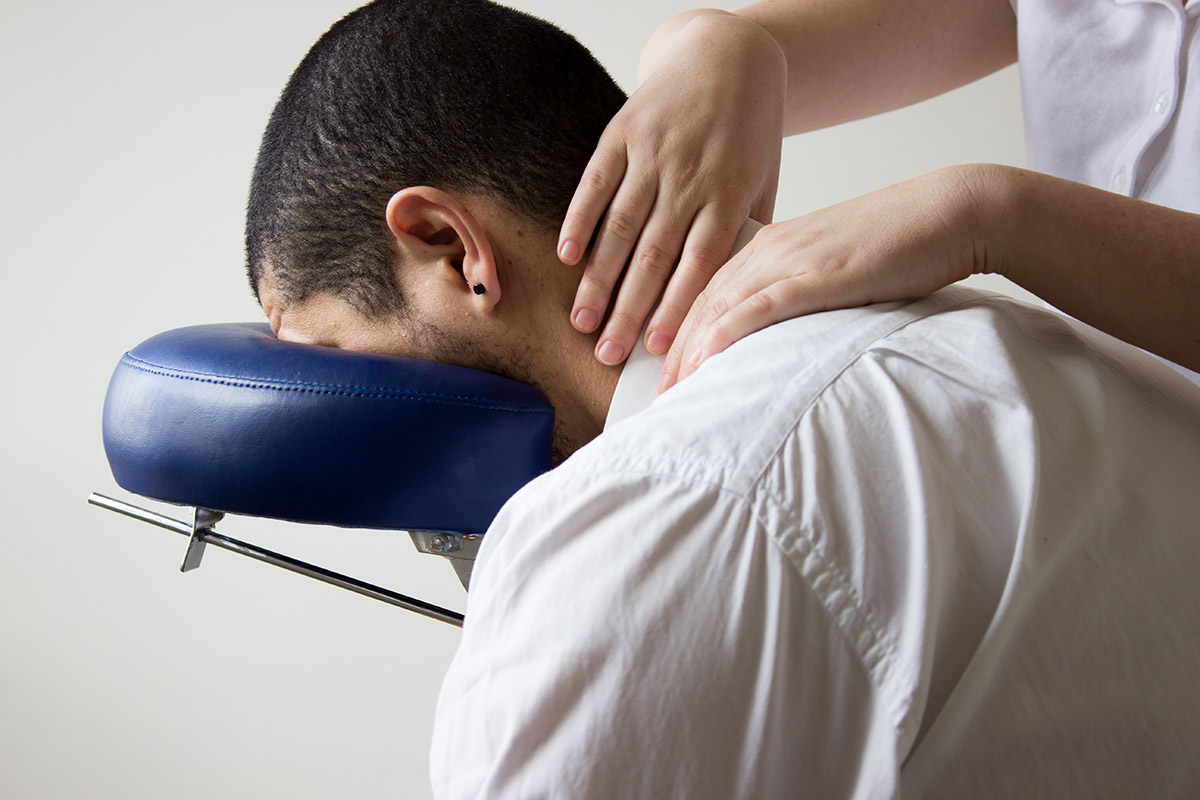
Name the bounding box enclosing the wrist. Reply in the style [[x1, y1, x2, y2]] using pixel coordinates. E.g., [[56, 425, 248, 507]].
[[938, 163, 1021, 279], [639, 10, 729, 82], [638, 9, 786, 88]]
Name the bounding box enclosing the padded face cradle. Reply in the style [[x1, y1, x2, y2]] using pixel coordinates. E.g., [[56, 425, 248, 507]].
[[102, 323, 554, 533]]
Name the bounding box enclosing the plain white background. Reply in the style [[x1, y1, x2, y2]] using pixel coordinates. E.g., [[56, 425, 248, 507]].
[[0, 1, 1027, 797]]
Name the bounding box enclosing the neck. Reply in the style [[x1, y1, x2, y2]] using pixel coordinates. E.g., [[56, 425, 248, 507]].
[[528, 216, 763, 460], [499, 263, 619, 463], [440, 198, 629, 463], [477, 224, 621, 464], [538, 322, 621, 464]]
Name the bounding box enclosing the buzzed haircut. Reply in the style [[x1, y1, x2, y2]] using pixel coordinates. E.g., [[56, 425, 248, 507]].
[[246, 0, 627, 317]]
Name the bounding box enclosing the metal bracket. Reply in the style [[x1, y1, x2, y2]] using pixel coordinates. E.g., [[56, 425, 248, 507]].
[[88, 493, 465, 627], [181, 507, 224, 572], [409, 531, 482, 590]]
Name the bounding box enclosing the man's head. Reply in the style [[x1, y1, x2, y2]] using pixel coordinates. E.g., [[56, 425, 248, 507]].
[[246, 0, 627, 460]]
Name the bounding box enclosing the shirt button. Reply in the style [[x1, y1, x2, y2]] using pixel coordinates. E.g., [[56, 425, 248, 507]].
[[1111, 169, 1128, 192], [1154, 93, 1169, 114]]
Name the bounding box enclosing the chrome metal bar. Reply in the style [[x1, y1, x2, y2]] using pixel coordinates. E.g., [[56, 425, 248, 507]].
[[88, 493, 464, 628], [89, 493, 194, 535]]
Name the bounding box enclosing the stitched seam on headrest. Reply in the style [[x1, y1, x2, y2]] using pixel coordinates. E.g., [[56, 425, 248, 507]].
[[121, 355, 554, 415]]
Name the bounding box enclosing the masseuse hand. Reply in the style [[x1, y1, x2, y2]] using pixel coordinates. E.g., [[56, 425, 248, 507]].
[[662, 167, 985, 389], [558, 10, 786, 365]]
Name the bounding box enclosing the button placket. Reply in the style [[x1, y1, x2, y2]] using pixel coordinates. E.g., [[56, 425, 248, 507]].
[[1111, 9, 1186, 196]]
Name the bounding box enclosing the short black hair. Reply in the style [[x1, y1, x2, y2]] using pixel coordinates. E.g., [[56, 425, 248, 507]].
[[245, 0, 627, 317]]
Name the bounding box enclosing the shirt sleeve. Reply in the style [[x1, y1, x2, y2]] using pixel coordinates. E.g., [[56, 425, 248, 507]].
[[429, 461, 902, 799]]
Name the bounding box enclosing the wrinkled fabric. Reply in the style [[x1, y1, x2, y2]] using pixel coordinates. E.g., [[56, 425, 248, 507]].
[[431, 287, 1200, 798]]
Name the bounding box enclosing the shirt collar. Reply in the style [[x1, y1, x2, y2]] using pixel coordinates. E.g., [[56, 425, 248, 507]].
[[604, 219, 763, 430]]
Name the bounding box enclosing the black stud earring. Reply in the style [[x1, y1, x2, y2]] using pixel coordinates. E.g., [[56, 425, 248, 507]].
[[472, 283, 486, 295]]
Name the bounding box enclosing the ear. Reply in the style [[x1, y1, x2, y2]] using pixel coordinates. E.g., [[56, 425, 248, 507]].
[[385, 187, 500, 310]]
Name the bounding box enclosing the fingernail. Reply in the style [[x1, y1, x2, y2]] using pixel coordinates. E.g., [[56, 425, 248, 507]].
[[574, 307, 599, 332], [559, 239, 581, 263], [645, 331, 670, 354], [658, 373, 675, 394], [687, 348, 703, 368], [597, 340, 625, 365]]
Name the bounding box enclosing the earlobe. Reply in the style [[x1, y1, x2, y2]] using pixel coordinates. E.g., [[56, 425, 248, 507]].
[[385, 187, 500, 310]]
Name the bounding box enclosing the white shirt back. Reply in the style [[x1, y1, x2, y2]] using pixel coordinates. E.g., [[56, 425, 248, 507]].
[[430, 288, 1200, 798]]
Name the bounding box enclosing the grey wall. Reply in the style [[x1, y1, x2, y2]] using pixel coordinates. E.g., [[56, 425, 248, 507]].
[[0, 1, 1026, 797]]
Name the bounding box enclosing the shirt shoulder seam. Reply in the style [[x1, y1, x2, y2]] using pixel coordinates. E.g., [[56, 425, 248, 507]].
[[543, 454, 907, 732]]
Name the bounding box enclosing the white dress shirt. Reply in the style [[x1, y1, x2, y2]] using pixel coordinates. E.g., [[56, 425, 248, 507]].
[[1012, 0, 1200, 385], [1013, 0, 1200, 213], [430, 284, 1200, 798]]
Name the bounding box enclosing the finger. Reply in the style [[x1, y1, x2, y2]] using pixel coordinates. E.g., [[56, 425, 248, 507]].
[[660, 280, 730, 392], [659, 308, 694, 392], [681, 275, 822, 382], [571, 172, 657, 335], [593, 202, 690, 364], [661, 235, 758, 390], [644, 203, 741, 354], [558, 140, 629, 266]]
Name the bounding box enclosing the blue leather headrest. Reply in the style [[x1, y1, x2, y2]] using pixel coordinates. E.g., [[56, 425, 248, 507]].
[[102, 323, 554, 533]]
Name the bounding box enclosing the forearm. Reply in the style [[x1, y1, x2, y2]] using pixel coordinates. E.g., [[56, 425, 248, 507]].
[[635, 0, 1018, 144], [736, 0, 1017, 135], [967, 164, 1200, 373]]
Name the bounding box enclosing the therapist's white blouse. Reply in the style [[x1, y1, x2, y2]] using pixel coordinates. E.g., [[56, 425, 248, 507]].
[[430, 288, 1200, 798], [1017, 0, 1200, 386], [1015, 0, 1200, 212]]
